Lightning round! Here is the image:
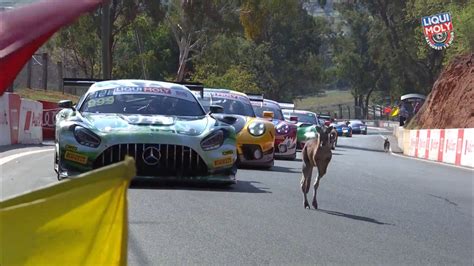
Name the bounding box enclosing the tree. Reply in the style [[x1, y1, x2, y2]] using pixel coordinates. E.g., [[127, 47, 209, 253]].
[[165, 0, 239, 82], [52, 15, 101, 78], [239, 0, 327, 100]]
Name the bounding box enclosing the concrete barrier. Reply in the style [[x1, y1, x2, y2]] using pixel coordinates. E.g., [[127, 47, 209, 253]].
[[0, 93, 43, 145], [393, 127, 473, 168], [0, 94, 11, 145], [18, 99, 43, 144]]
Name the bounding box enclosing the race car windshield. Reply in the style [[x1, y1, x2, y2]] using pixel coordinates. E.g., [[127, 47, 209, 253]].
[[208, 97, 255, 117], [252, 102, 284, 120], [79, 89, 205, 116], [289, 112, 318, 124]]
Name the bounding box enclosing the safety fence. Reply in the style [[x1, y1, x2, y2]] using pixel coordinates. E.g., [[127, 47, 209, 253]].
[[394, 127, 473, 168]]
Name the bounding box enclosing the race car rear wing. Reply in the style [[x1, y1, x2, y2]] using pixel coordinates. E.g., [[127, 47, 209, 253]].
[[62, 78, 104, 87], [278, 102, 295, 110], [246, 93, 264, 102], [174, 82, 204, 98]]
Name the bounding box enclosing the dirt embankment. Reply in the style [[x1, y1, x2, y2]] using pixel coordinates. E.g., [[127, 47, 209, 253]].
[[410, 53, 474, 129]]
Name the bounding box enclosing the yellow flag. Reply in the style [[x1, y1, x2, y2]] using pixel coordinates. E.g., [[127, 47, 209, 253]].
[[391, 107, 400, 117], [0, 157, 136, 266]]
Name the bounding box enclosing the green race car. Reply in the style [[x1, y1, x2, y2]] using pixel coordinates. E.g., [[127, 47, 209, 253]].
[[282, 109, 322, 149], [54, 79, 237, 184]]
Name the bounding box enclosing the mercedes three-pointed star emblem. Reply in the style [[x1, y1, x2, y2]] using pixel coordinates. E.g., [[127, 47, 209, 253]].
[[142, 146, 161, 166]]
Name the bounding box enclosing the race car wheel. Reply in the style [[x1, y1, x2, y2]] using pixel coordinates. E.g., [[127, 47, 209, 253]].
[[288, 152, 297, 161], [54, 150, 62, 181]]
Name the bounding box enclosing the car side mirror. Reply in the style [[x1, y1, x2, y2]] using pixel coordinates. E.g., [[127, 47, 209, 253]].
[[290, 116, 298, 123], [209, 105, 224, 114], [263, 111, 274, 119], [58, 100, 74, 110]]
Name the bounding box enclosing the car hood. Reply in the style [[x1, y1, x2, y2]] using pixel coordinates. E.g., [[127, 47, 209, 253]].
[[81, 113, 210, 136], [296, 122, 316, 128], [211, 114, 255, 133]]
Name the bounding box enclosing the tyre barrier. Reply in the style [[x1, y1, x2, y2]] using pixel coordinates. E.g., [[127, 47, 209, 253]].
[[394, 127, 473, 168], [0, 93, 43, 145]]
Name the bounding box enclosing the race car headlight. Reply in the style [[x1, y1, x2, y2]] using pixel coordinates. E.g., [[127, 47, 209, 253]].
[[276, 123, 290, 135], [201, 130, 224, 151], [73, 126, 101, 148], [248, 122, 265, 136]]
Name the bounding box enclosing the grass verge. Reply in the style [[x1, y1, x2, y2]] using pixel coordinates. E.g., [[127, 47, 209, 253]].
[[15, 88, 80, 103]]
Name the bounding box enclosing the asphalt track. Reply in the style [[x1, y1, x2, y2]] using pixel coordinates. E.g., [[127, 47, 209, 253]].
[[1, 129, 472, 265]]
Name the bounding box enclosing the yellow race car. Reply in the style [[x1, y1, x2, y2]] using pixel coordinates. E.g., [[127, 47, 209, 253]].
[[197, 88, 276, 168]]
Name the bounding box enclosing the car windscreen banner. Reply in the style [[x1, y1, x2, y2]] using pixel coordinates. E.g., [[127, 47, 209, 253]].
[[0, 0, 105, 95], [0, 157, 135, 266], [206, 91, 251, 104], [112, 87, 196, 102], [421, 12, 454, 50]]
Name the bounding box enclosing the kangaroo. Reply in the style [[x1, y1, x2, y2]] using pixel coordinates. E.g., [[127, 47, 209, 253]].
[[300, 126, 333, 209], [384, 137, 390, 152]]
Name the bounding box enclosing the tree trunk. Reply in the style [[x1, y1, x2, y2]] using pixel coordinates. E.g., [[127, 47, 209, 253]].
[[364, 88, 375, 119]]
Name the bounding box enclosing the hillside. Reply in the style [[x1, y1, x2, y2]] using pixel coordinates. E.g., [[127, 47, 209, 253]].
[[408, 53, 474, 129], [294, 90, 353, 113]]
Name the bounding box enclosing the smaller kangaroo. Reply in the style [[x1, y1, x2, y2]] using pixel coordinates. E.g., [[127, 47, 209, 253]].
[[384, 137, 390, 152], [300, 126, 333, 209]]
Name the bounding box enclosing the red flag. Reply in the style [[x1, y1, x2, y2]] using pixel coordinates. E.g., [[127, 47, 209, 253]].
[[0, 0, 105, 95]]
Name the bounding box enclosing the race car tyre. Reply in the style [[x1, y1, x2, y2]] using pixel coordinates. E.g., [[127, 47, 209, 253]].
[[288, 152, 297, 160], [54, 151, 63, 181]]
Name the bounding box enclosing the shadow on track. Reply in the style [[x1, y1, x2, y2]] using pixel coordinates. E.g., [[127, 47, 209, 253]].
[[317, 208, 394, 226], [336, 144, 385, 153], [129, 179, 271, 193], [240, 165, 301, 174]]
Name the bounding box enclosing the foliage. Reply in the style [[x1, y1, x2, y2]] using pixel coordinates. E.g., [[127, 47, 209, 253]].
[[44, 0, 470, 111]]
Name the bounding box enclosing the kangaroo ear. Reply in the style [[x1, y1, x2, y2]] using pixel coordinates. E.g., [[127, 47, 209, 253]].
[[316, 126, 322, 134]]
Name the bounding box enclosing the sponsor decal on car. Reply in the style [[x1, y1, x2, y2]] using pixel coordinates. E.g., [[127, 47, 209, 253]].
[[111, 87, 194, 101], [222, 150, 234, 156], [64, 151, 88, 164], [206, 91, 250, 104], [214, 157, 233, 167], [65, 144, 78, 152], [421, 12, 454, 50]]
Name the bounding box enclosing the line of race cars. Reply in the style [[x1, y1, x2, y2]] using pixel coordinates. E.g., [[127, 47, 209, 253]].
[[54, 80, 367, 185]]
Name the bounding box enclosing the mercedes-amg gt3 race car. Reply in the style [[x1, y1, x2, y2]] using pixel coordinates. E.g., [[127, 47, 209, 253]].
[[196, 88, 276, 168], [250, 97, 297, 160], [54, 80, 238, 184]]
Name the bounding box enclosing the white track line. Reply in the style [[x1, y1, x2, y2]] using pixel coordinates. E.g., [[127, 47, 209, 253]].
[[0, 149, 54, 166], [378, 134, 473, 171]]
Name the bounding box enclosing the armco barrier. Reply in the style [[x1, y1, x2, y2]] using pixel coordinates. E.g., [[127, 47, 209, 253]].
[[394, 127, 473, 168], [0, 93, 43, 145], [40, 101, 61, 140]]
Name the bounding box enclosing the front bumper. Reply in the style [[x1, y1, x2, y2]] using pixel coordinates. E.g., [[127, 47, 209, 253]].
[[235, 127, 275, 167], [274, 136, 297, 158], [57, 141, 237, 181]]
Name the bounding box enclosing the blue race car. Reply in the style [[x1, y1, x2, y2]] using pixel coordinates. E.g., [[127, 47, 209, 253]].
[[348, 120, 367, 135], [332, 122, 352, 137]]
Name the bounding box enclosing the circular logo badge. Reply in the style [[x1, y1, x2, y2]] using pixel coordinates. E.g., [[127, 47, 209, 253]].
[[142, 146, 161, 166]]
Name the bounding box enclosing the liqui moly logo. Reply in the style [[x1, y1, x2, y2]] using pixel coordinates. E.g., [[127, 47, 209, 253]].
[[421, 12, 454, 50]]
